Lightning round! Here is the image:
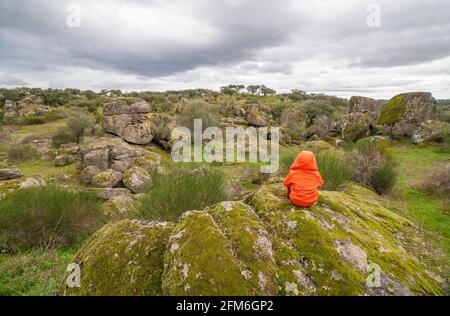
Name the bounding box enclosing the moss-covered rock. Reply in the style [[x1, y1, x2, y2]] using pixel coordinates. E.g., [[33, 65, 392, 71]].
[[100, 195, 138, 219], [66, 219, 175, 296], [341, 113, 372, 142], [249, 183, 446, 296], [70, 183, 447, 296], [162, 210, 254, 295], [377, 92, 437, 139], [411, 120, 450, 145]]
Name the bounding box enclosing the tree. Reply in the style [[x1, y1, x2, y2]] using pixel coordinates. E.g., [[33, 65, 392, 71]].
[[260, 85, 276, 96], [247, 85, 260, 95]]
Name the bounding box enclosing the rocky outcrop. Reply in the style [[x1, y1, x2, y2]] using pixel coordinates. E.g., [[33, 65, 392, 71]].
[[67, 183, 447, 296], [149, 113, 176, 150], [55, 144, 80, 166], [376, 92, 436, 139], [348, 96, 382, 120], [341, 113, 373, 142], [103, 101, 153, 145], [0, 169, 22, 181], [411, 120, 449, 145], [77, 138, 160, 190]]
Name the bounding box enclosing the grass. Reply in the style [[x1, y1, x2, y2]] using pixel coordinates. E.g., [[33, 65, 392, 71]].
[[0, 247, 77, 296], [0, 185, 103, 250], [137, 166, 227, 221], [388, 142, 450, 253], [11, 119, 69, 142]]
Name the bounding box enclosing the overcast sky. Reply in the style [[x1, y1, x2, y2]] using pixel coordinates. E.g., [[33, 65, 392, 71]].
[[1, 0, 449, 98]]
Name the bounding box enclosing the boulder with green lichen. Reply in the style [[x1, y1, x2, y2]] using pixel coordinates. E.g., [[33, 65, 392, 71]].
[[377, 92, 436, 139], [66, 219, 175, 296], [68, 183, 447, 296]]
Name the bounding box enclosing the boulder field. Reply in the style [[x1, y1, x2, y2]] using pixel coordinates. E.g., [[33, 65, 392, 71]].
[[66, 182, 447, 296]]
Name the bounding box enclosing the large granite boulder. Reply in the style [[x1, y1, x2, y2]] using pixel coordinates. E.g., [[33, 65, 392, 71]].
[[78, 138, 159, 185], [340, 113, 372, 142], [103, 101, 153, 145], [376, 92, 436, 139], [348, 96, 382, 120], [91, 169, 123, 188], [67, 183, 448, 296]]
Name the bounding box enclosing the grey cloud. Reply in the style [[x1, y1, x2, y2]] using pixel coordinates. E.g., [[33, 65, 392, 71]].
[[0, 0, 449, 97]]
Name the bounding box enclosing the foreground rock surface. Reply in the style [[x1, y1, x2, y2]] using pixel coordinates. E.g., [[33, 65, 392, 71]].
[[68, 183, 447, 296]]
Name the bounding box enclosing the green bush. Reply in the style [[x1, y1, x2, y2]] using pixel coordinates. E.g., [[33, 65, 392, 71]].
[[348, 141, 398, 195], [0, 185, 103, 250], [7, 144, 36, 163], [21, 112, 61, 126], [52, 114, 95, 147], [137, 167, 227, 221], [176, 99, 218, 132]]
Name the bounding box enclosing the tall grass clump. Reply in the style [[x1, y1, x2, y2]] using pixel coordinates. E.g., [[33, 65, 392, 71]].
[[137, 167, 227, 221], [52, 113, 95, 147], [315, 150, 354, 190], [349, 140, 398, 195], [7, 143, 36, 163], [0, 185, 103, 251]]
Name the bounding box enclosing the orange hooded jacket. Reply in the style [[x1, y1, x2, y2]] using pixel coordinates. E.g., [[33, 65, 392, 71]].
[[283, 151, 324, 208]]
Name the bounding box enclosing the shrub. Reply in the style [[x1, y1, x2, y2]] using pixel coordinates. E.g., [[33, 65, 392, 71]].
[[348, 141, 398, 194], [0, 185, 103, 250], [52, 113, 95, 147], [137, 167, 227, 221], [315, 150, 354, 190], [417, 164, 450, 197], [7, 144, 36, 163], [176, 100, 218, 132], [21, 112, 61, 126]]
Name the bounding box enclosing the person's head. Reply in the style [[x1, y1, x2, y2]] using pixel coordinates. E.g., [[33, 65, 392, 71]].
[[290, 151, 318, 171]]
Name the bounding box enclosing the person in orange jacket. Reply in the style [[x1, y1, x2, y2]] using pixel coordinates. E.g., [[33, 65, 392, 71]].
[[283, 151, 324, 208]]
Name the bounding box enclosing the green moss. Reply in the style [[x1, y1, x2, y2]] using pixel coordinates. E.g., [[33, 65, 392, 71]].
[[162, 211, 254, 296], [67, 219, 175, 296], [206, 202, 278, 295], [377, 95, 407, 126]]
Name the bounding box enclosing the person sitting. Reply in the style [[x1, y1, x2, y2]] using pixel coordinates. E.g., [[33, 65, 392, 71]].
[[283, 151, 324, 208]]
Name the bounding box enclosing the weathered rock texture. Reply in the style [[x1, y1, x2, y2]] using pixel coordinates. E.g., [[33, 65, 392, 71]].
[[411, 120, 449, 145], [377, 92, 436, 139], [348, 96, 382, 120], [103, 101, 153, 145], [67, 183, 447, 296]]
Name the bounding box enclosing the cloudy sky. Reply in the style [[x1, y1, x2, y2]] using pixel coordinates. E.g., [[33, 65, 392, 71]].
[[1, 0, 449, 98]]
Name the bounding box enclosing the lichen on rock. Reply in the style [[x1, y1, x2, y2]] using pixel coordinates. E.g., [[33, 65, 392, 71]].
[[66, 219, 175, 296], [69, 182, 447, 296]]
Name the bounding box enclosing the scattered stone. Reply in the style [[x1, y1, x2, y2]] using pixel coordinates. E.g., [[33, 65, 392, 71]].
[[122, 166, 152, 193], [79, 166, 102, 184], [100, 195, 138, 218], [95, 188, 133, 200], [412, 120, 449, 145], [0, 169, 22, 181], [91, 169, 123, 188]]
